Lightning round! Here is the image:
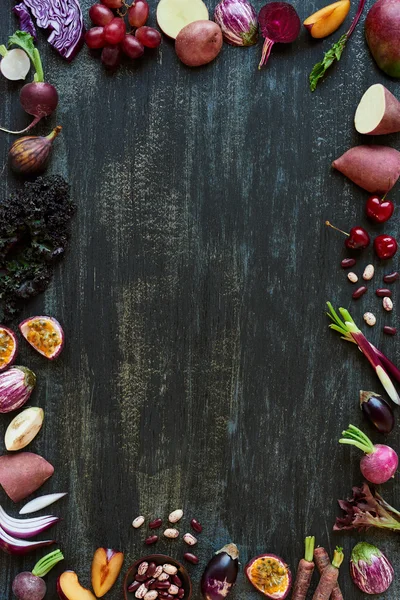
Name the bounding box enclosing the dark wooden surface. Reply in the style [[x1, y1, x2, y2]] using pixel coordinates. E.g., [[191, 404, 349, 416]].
[[1, 1, 400, 598]]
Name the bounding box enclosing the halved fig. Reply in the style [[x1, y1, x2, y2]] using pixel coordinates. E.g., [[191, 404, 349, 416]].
[[0, 326, 18, 371], [19, 316, 64, 360], [245, 554, 292, 599]]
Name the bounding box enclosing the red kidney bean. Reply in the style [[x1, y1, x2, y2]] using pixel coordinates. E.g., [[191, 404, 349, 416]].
[[146, 579, 156, 588], [341, 258, 356, 269], [384, 271, 400, 283], [149, 518, 163, 529], [159, 593, 169, 599], [183, 552, 199, 564], [352, 286, 367, 299], [155, 581, 171, 589], [178, 589, 185, 599], [146, 563, 156, 578], [128, 580, 141, 592], [384, 326, 397, 336], [172, 575, 182, 587], [190, 518, 202, 533], [135, 573, 148, 582], [376, 288, 392, 297], [145, 535, 158, 545]]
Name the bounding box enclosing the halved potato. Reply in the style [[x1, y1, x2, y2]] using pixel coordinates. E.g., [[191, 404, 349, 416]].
[[157, 0, 209, 39]]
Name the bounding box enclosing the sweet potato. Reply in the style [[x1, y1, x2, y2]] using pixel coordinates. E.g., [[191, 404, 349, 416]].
[[175, 21, 223, 67], [0, 452, 54, 502], [355, 84, 400, 135], [332, 145, 400, 194]]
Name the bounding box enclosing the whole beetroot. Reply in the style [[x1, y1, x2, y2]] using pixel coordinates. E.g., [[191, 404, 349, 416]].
[[366, 0, 400, 77]]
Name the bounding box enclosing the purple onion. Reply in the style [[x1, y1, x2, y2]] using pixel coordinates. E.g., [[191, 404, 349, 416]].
[[0, 506, 59, 539], [360, 390, 395, 434], [350, 542, 393, 594], [0, 524, 54, 555], [22, 0, 84, 60], [201, 543, 239, 600], [214, 0, 258, 46], [13, 3, 37, 39], [0, 366, 36, 413]]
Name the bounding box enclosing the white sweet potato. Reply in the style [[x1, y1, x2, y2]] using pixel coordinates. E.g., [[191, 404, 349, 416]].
[[175, 21, 223, 67], [0, 452, 54, 502], [355, 84, 400, 135], [332, 145, 400, 193]]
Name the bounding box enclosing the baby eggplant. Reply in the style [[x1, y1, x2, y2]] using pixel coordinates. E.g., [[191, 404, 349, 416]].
[[360, 391, 395, 434], [201, 543, 239, 600]]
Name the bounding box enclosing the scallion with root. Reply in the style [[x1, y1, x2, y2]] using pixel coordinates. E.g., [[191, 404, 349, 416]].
[[326, 302, 400, 405]]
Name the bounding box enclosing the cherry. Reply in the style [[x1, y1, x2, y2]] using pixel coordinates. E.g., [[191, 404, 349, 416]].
[[374, 234, 398, 259], [365, 193, 394, 224], [325, 221, 370, 250]]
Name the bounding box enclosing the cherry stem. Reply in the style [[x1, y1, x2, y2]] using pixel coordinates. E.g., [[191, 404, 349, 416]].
[[325, 221, 349, 237]]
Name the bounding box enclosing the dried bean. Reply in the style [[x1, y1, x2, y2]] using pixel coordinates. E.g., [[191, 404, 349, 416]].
[[168, 510, 183, 523], [383, 297, 393, 311], [352, 286, 367, 299], [145, 535, 159, 545], [149, 518, 163, 529], [144, 592, 158, 600], [153, 566, 163, 578], [163, 564, 178, 575], [363, 264, 375, 280], [178, 589, 185, 599], [158, 573, 170, 582], [384, 326, 397, 336], [155, 582, 171, 590], [138, 562, 149, 575], [158, 593, 170, 599], [128, 581, 141, 593], [168, 585, 179, 596], [384, 271, 400, 283], [183, 533, 197, 546], [135, 584, 148, 599], [136, 573, 149, 583], [183, 552, 199, 564], [164, 528, 179, 539], [341, 258, 356, 269], [363, 312, 376, 327], [347, 272, 358, 283], [376, 288, 392, 297], [147, 579, 156, 588], [132, 516, 145, 528], [172, 575, 182, 587], [147, 563, 157, 578], [190, 519, 202, 533]]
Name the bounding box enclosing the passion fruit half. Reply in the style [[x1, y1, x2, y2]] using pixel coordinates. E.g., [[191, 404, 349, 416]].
[[245, 554, 292, 599], [0, 326, 18, 371], [19, 316, 64, 360]]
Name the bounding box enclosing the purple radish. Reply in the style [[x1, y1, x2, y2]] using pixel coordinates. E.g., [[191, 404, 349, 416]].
[[0, 32, 58, 134], [339, 424, 398, 484]]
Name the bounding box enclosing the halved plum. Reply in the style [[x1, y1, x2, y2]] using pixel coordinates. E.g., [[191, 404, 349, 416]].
[[0, 326, 18, 371], [19, 316, 64, 360], [245, 554, 292, 599]]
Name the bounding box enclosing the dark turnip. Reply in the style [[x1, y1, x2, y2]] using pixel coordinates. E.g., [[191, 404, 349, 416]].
[[366, 0, 400, 77], [0, 32, 58, 135], [13, 549, 64, 600]]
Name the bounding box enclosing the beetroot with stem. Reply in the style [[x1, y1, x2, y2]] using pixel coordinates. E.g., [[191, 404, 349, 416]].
[[0, 32, 58, 135], [257, 2, 300, 69]]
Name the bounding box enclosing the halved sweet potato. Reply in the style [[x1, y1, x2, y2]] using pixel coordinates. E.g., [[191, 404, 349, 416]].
[[0, 452, 54, 502]]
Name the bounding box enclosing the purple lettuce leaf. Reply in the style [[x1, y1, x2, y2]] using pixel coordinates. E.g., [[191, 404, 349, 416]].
[[334, 483, 400, 532]]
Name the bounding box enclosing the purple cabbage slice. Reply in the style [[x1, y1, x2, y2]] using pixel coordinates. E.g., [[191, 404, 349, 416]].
[[13, 3, 37, 39], [22, 0, 85, 60]]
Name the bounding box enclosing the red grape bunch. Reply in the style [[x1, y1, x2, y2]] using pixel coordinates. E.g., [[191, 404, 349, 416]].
[[85, 0, 162, 69]]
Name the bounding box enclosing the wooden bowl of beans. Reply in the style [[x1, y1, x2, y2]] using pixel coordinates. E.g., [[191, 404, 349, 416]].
[[124, 554, 192, 600]]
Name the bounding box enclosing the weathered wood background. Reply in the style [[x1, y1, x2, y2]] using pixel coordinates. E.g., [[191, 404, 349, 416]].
[[1, 1, 400, 598]]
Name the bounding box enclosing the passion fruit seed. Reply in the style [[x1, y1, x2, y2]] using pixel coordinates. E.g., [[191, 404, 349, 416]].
[[0, 330, 16, 370]]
